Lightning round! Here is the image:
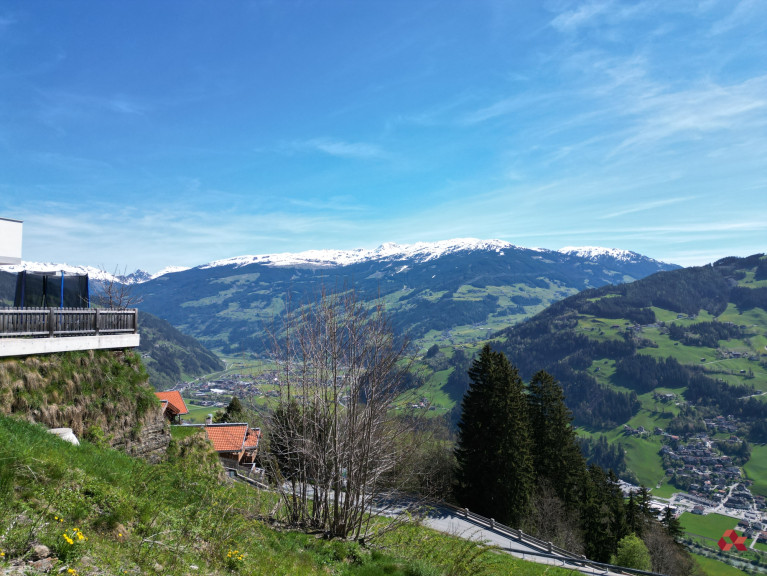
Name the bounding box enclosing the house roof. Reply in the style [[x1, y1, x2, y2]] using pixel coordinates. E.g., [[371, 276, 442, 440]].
[[155, 391, 189, 416], [203, 423, 249, 453], [244, 427, 261, 450]]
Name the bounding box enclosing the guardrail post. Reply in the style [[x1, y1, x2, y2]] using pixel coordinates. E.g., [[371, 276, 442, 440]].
[[464, 508, 469, 518], [518, 529, 523, 541], [48, 308, 55, 337], [94, 308, 100, 334], [490, 518, 495, 529], [133, 309, 138, 333], [548, 541, 553, 553]]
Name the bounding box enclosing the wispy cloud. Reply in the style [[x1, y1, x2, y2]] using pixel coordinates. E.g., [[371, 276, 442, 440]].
[[36, 90, 148, 130], [550, 1, 611, 32], [710, 0, 766, 35], [614, 75, 767, 152], [600, 196, 694, 219], [284, 138, 386, 159]]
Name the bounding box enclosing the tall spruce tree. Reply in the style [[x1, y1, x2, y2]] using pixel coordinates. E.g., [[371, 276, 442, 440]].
[[526, 370, 585, 506], [454, 345, 534, 526]]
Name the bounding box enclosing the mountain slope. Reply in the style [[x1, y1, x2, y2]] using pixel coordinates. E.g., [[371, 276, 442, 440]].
[[132, 239, 678, 354], [490, 253, 767, 490], [138, 311, 224, 390]]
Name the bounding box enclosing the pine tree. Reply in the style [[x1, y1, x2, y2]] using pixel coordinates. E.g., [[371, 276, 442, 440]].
[[454, 345, 534, 526], [526, 370, 585, 506], [661, 506, 684, 540], [214, 396, 244, 423]]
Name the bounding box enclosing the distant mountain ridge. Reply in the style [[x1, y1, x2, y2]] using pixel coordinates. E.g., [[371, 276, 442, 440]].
[[200, 238, 672, 270], [3, 239, 674, 282], [130, 239, 680, 355]]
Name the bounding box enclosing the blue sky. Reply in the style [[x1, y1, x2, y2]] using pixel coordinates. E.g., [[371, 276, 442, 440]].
[[1, 1, 765, 273]]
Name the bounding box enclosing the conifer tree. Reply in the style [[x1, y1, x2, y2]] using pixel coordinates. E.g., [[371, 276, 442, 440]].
[[526, 370, 585, 506], [454, 345, 534, 526], [661, 506, 683, 540]]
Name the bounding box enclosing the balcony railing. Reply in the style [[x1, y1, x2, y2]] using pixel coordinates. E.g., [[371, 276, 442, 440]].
[[0, 308, 138, 338]]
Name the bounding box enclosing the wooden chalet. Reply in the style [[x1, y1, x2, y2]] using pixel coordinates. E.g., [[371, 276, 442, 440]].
[[155, 390, 189, 424], [202, 422, 261, 467]]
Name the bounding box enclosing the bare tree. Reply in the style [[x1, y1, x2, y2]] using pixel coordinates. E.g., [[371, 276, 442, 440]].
[[266, 288, 415, 540], [94, 266, 143, 309]]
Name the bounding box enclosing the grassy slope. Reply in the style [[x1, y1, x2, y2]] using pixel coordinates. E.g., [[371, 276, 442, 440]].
[[0, 415, 571, 576]]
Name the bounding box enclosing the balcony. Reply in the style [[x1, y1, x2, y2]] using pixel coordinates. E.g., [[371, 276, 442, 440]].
[[0, 307, 140, 358]]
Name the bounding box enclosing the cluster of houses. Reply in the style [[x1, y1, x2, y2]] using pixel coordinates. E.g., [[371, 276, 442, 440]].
[[155, 390, 261, 471], [661, 437, 745, 500], [703, 415, 741, 435]]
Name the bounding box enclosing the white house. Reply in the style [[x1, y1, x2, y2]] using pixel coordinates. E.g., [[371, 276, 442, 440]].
[[0, 217, 23, 265]]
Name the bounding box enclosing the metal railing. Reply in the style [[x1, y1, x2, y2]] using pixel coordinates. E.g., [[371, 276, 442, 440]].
[[0, 308, 138, 338], [440, 502, 670, 576]]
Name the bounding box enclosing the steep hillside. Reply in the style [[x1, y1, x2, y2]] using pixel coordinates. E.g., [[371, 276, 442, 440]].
[[488, 253, 767, 490], [138, 311, 224, 390], [0, 415, 563, 576], [132, 239, 678, 355], [0, 349, 169, 461]]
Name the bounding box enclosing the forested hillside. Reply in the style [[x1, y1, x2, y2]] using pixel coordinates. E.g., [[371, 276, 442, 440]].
[[490, 254, 767, 430], [137, 311, 224, 390]]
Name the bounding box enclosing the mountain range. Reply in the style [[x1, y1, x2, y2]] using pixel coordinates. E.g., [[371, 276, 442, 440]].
[[123, 239, 679, 355]]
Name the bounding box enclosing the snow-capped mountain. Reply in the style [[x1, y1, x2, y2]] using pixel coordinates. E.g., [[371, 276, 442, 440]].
[[0, 262, 189, 285], [0, 262, 122, 283], [558, 246, 662, 264], [129, 239, 680, 355], [199, 238, 666, 270], [1, 240, 674, 287], [201, 238, 517, 269]]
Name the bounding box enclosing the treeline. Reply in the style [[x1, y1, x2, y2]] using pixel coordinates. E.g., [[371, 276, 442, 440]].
[[579, 434, 637, 484], [453, 346, 693, 573], [498, 321, 639, 427], [667, 320, 744, 347], [614, 355, 694, 394]]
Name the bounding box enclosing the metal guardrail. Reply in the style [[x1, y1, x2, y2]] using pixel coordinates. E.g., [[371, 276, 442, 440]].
[[440, 502, 670, 576], [0, 308, 138, 338]]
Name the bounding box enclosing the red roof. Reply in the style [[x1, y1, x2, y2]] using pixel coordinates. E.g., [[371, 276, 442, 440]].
[[244, 428, 261, 450], [203, 423, 249, 453], [155, 391, 189, 416]]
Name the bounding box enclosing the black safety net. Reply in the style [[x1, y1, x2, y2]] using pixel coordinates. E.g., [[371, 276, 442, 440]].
[[13, 271, 90, 308]]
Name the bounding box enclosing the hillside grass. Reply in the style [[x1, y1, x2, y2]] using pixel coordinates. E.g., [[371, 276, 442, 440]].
[[0, 414, 574, 576], [680, 513, 740, 540], [693, 553, 752, 576], [743, 444, 767, 497]]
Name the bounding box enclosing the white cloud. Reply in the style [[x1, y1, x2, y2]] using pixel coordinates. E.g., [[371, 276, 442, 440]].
[[600, 196, 695, 219], [287, 138, 386, 159]]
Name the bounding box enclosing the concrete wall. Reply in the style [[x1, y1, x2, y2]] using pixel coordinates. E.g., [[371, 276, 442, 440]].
[[0, 333, 140, 358], [0, 217, 23, 265]]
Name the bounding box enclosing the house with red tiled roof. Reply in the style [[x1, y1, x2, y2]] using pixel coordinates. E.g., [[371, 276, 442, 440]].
[[202, 422, 261, 467], [155, 391, 189, 424]]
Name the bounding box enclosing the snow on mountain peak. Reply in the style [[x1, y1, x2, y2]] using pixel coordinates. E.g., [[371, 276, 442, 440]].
[[558, 246, 645, 262], [201, 238, 520, 270], [0, 261, 121, 282]]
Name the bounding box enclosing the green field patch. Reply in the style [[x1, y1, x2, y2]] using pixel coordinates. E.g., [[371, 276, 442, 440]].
[[693, 552, 753, 576], [181, 288, 237, 307], [575, 314, 629, 341], [621, 433, 665, 488], [680, 512, 740, 540], [636, 328, 719, 364], [211, 272, 261, 286], [651, 307, 719, 325], [744, 444, 767, 497], [718, 302, 767, 327], [587, 358, 616, 385], [184, 402, 223, 423]]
